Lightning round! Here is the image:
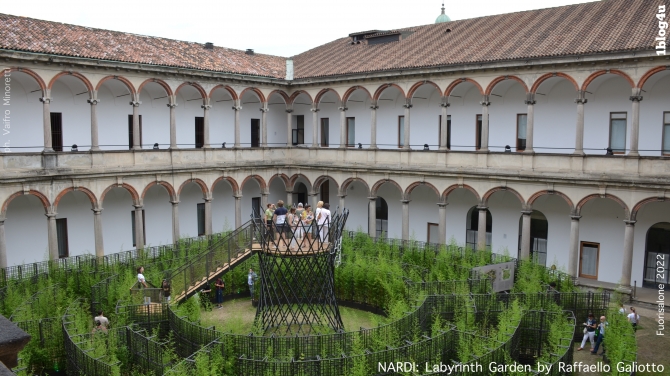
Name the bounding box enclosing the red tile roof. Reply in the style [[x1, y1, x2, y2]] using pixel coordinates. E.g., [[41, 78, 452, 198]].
[[292, 0, 669, 79], [0, 14, 286, 79]]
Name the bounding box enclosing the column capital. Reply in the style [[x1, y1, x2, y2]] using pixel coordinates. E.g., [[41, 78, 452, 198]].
[[129, 101, 141, 107], [166, 103, 177, 108], [400, 199, 411, 204], [285, 109, 294, 114], [477, 205, 488, 211], [368, 196, 377, 201], [201, 104, 212, 110], [233, 194, 242, 199], [338, 106, 348, 112], [574, 97, 588, 104], [437, 202, 448, 208], [45, 212, 57, 219], [170, 200, 180, 205], [203, 197, 212, 203], [402, 103, 413, 109], [39, 97, 52, 104], [624, 220, 637, 226], [369, 105, 379, 110], [232, 106, 242, 111], [524, 99, 536, 105], [0, 217, 6, 224], [521, 210, 533, 216], [629, 95, 643, 102], [259, 107, 269, 113], [310, 107, 320, 112], [570, 215, 582, 221], [87, 99, 100, 105], [439, 102, 450, 108], [337, 194, 346, 199], [480, 101, 491, 106], [133, 204, 144, 210], [91, 208, 103, 214]]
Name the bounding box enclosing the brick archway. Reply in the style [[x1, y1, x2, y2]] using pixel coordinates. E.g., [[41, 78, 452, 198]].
[[581, 70, 635, 92], [53, 187, 99, 210], [314, 88, 341, 106], [137, 78, 174, 98], [527, 190, 574, 211], [1, 67, 46, 92], [48, 71, 94, 92], [373, 83, 405, 102], [575, 193, 630, 219], [482, 187, 525, 206], [289, 174, 312, 191], [95, 75, 136, 94], [175, 82, 207, 100], [313, 175, 339, 192], [630, 196, 666, 221], [637, 66, 669, 89], [99, 183, 141, 206], [212, 176, 240, 196], [240, 175, 268, 191], [441, 184, 481, 202], [444, 78, 484, 97], [177, 178, 210, 198], [209, 84, 238, 101], [267, 90, 290, 105], [239, 87, 266, 103], [404, 181, 440, 198], [141, 181, 177, 202], [530, 72, 579, 93], [407, 81, 442, 100], [269, 174, 290, 190], [485, 75, 529, 95], [370, 179, 403, 197], [288, 90, 313, 106], [342, 86, 373, 104], [1, 190, 52, 217], [340, 177, 369, 195]]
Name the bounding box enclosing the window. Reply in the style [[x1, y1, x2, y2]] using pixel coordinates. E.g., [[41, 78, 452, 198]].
[[663, 112, 670, 155], [197, 203, 205, 236], [195, 117, 204, 148], [579, 242, 600, 279], [128, 114, 143, 149], [131, 210, 146, 247], [56, 218, 69, 258], [438, 115, 451, 149], [517, 114, 527, 152], [250, 119, 260, 147], [321, 118, 329, 147], [346, 117, 355, 147], [398, 116, 404, 148], [296, 115, 304, 145], [50, 113, 63, 152], [320, 182, 330, 203], [476, 114, 482, 150], [427, 223, 439, 244], [252, 197, 262, 219], [609, 112, 627, 154]]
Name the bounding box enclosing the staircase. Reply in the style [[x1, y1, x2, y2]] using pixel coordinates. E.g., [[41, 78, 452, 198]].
[[170, 220, 259, 302]]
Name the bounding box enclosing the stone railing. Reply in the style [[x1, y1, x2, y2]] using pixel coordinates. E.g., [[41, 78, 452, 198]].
[[1, 147, 669, 182]]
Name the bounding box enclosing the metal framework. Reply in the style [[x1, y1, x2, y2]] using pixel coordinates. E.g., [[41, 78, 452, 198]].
[[253, 208, 349, 335]]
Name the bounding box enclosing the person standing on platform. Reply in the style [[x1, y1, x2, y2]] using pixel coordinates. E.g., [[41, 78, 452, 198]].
[[264, 203, 275, 241], [273, 201, 288, 247]]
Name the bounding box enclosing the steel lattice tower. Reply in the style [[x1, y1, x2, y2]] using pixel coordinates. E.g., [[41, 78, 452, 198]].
[[252, 208, 348, 335]]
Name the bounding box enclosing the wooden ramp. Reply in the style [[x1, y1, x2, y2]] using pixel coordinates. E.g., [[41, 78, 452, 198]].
[[174, 248, 254, 302]]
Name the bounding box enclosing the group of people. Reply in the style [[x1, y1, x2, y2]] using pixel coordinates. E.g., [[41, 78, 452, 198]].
[[264, 200, 332, 250], [578, 304, 641, 355]]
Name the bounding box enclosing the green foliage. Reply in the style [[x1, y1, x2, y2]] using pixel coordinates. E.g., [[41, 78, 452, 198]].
[[604, 309, 637, 375]]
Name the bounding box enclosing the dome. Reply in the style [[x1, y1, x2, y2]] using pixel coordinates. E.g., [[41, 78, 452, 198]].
[[435, 5, 451, 23]]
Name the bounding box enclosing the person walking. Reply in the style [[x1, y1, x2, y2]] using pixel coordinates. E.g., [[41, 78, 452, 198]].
[[627, 307, 640, 331], [264, 203, 275, 241], [591, 315, 608, 355], [577, 313, 597, 351], [316, 202, 332, 243], [248, 268, 258, 302], [161, 279, 171, 303], [215, 278, 225, 309], [137, 266, 148, 288]]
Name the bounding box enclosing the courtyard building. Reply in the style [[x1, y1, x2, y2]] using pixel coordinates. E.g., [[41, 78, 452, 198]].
[[0, 0, 669, 293]]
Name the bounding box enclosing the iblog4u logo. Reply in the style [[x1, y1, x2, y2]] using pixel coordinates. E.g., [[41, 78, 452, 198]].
[[657, 5, 668, 55]]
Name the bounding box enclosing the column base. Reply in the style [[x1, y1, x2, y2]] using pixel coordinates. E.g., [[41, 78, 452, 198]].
[[627, 151, 640, 157], [368, 146, 378, 150], [438, 146, 449, 151], [572, 150, 585, 156], [523, 149, 535, 154], [90, 147, 101, 152]]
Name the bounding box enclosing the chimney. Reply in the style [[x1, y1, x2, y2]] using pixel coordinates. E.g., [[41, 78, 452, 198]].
[[285, 59, 294, 81], [204, 42, 214, 50], [246, 49, 254, 55]]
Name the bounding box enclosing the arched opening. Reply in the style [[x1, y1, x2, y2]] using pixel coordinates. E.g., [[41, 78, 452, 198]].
[[373, 197, 389, 238], [6, 70, 45, 152], [316, 90, 340, 148], [533, 75, 578, 154], [466, 206, 491, 250], [291, 92, 314, 146], [55, 190, 95, 257], [175, 85, 205, 148], [97, 78, 134, 150], [178, 182, 207, 237], [101, 187, 135, 250], [375, 85, 405, 149], [143, 184, 172, 246], [5, 195, 48, 266], [488, 78, 528, 152], [209, 86, 236, 148], [583, 73, 634, 154], [293, 182, 309, 207], [49, 74, 91, 151], [409, 83, 442, 149], [517, 210, 549, 265], [446, 80, 484, 152], [639, 69, 670, 156], [138, 81, 170, 149], [643, 222, 670, 287]]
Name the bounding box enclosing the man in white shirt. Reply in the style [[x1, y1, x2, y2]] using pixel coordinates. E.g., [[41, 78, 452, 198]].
[[317, 203, 332, 243], [94, 310, 109, 333]]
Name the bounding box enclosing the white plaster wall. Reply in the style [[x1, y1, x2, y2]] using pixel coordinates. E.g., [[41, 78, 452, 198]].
[[631, 201, 670, 285], [488, 84, 527, 152], [533, 79, 577, 153], [579, 198, 627, 283], [316, 100, 339, 148], [268, 179, 286, 206], [343, 97, 371, 147], [97, 85, 131, 150], [212, 181, 235, 232], [487, 191, 524, 254], [56, 191, 95, 256], [409, 87, 441, 149], [639, 74, 670, 156], [7, 73, 49, 152], [449, 85, 482, 152], [445, 189, 479, 245], [265, 103, 286, 146], [241, 180, 262, 220], [101, 188, 134, 252], [376, 183, 402, 239], [209, 91, 235, 147], [178, 183, 203, 237], [49, 81, 91, 151], [583, 77, 632, 154], [138, 87, 170, 149], [5, 195, 48, 265], [175, 88, 204, 148], [531, 195, 572, 270], [292, 102, 313, 146], [342, 181, 368, 233], [376, 90, 405, 149], [407, 185, 440, 242], [143, 185, 172, 246], [320, 180, 337, 206]]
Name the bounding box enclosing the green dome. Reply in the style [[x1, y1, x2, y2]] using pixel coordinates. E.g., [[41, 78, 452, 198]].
[[435, 6, 451, 23]]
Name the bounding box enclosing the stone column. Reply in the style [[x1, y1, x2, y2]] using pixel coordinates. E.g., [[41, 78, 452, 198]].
[[401, 198, 410, 241], [479, 96, 491, 152], [629, 89, 643, 157], [520, 209, 532, 259], [170, 201, 180, 243], [574, 91, 587, 155], [338, 194, 346, 212], [92, 208, 104, 258], [261, 191, 269, 212], [311, 107, 319, 147], [310, 192, 318, 214], [202, 103, 212, 148], [233, 101, 242, 148], [204, 197, 212, 235], [234, 195, 242, 229], [286, 108, 294, 146], [370, 103, 379, 149], [477, 206, 488, 250], [402, 100, 412, 149], [338, 106, 348, 148], [40, 93, 53, 152], [286, 190, 293, 208], [130, 99, 142, 150], [621, 220, 636, 288], [439, 99, 450, 150], [46, 211, 58, 260], [88, 94, 100, 151], [368, 197, 377, 238], [524, 94, 536, 153], [0, 217, 7, 269], [133, 205, 144, 249], [437, 202, 447, 245], [568, 215, 581, 278], [167, 101, 178, 149], [260, 105, 269, 147]]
